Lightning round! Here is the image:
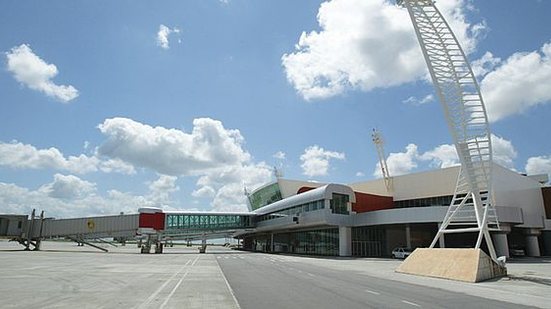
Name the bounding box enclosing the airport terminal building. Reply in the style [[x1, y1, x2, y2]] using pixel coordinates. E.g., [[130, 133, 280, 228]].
[[239, 164, 551, 258]]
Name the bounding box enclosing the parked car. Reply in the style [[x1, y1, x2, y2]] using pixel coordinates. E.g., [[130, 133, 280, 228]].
[[510, 247, 525, 257], [392, 247, 413, 259]]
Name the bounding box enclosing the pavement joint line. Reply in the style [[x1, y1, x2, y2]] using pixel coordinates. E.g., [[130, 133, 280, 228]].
[[365, 289, 380, 295], [135, 258, 194, 309], [216, 254, 242, 309], [401, 300, 421, 307], [159, 255, 200, 309]]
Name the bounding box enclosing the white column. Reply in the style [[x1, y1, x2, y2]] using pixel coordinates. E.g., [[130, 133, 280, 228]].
[[492, 233, 509, 258], [525, 232, 541, 257], [339, 226, 352, 257], [405, 224, 411, 249], [492, 224, 511, 258]]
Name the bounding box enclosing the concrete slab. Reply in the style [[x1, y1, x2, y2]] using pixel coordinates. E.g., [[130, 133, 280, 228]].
[[396, 248, 507, 282], [0, 240, 239, 309]]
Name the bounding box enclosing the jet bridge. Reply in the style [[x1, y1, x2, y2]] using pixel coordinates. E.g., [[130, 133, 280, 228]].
[[1, 207, 256, 254]]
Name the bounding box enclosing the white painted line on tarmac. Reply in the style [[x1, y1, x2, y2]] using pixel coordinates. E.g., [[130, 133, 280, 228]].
[[136, 258, 194, 309], [307, 273, 316, 277], [159, 256, 200, 309], [365, 290, 380, 295], [401, 300, 421, 307]]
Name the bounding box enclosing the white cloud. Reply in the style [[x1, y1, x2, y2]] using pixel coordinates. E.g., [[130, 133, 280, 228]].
[[491, 134, 517, 170], [97, 117, 273, 212], [147, 175, 180, 206], [300, 145, 345, 177], [5, 44, 79, 102], [402, 94, 434, 106], [157, 24, 181, 49], [0, 141, 135, 175], [356, 171, 365, 177], [481, 41, 551, 122], [98, 158, 136, 175], [471, 51, 501, 78], [525, 156, 551, 177], [0, 173, 187, 218], [273, 151, 286, 160], [97, 117, 251, 176], [374, 143, 419, 178], [375, 134, 518, 177], [39, 174, 96, 199], [419, 144, 460, 168], [282, 0, 484, 100]]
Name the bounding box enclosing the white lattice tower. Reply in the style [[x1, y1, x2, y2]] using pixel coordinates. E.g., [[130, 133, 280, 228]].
[[398, 0, 499, 260], [372, 129, 392, 192]]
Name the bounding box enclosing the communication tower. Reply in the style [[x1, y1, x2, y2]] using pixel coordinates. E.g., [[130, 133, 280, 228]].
[[372, 129, 393, 193]]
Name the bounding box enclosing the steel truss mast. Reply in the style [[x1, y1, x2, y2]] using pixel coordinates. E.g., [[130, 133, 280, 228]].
[[398, 0, 499, 260]]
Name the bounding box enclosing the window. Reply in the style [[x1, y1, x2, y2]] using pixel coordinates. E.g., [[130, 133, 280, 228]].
[[330, 193, 349, 214]]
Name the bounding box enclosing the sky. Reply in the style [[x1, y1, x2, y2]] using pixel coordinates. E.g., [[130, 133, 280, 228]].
[[1, 0, 550, 218]]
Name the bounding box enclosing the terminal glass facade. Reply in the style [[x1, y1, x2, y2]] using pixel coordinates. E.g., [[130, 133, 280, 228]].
[[247, 228, 339, 256], [330, 193, 349, 214], [256, 199, 325, 222], [164, 214, 253, 233], [249, 182, 283, 210], [352, 226, 386, 257], [393, 195, 453, 208]]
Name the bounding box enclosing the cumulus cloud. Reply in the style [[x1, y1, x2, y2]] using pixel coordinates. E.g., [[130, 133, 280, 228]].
[[97, 117, 251, 176], [374, 134, 518, 177], [282, 0, 484, 100], [471, 51, 501, 78], [97, 117, 273, 212], [481, 41, 551, 122], [0, 141, 135, 175], [5, 44, 78, 102], [300, 145, 345, 177], [419, 144, 460, 168], [491, 134, 517, 170], [0, 173, 186, 218], [525, 156, 551, 177], [374, 144, 419, 178], [39, 174, 96, 199], [157, 24, 181, 49], [147, 175, 180, 206]]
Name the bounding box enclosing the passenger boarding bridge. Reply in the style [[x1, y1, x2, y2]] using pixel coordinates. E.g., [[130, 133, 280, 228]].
[[0, 207, 254, 254]]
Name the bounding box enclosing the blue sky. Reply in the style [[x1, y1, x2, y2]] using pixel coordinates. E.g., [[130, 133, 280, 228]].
[[1, 0, 550, 217]]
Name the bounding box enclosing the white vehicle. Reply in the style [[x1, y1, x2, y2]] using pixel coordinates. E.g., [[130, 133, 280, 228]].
[[391, 247, 412, 259]]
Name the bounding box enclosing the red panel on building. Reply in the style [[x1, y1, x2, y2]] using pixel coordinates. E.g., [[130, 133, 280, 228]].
[[353, 192, 393, 213], [139, 212, 166, 231]]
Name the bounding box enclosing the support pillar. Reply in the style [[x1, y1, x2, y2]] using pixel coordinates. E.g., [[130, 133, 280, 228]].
[[339, 226, 351, 257], [405, 224, 412, 249], [491, 224, 510, 258], [525, 229, 541, 257], [492, 233, 509, 258]]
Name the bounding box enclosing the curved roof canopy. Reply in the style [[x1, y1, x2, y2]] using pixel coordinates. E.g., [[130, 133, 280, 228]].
[[253, 183, 356, 215]]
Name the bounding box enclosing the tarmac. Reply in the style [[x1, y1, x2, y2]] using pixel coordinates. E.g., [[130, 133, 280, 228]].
[[0, 240, 549, 308]]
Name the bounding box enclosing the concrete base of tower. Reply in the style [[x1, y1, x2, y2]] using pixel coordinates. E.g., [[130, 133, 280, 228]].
[[396, 248, 507, 283]]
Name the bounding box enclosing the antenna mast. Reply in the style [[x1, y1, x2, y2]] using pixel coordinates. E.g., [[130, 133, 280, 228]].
[[372, 129, 392, 192]]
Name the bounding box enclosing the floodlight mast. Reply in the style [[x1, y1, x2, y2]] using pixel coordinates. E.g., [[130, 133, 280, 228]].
[[372, 129, 393, 193], [397, 0, 499, 260]]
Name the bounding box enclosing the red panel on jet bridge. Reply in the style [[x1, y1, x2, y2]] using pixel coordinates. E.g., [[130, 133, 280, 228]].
[[139, 212, 166, 231]]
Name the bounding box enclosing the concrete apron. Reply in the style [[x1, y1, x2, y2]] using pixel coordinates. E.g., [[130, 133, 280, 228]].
[[395, 248, 507, 283]]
